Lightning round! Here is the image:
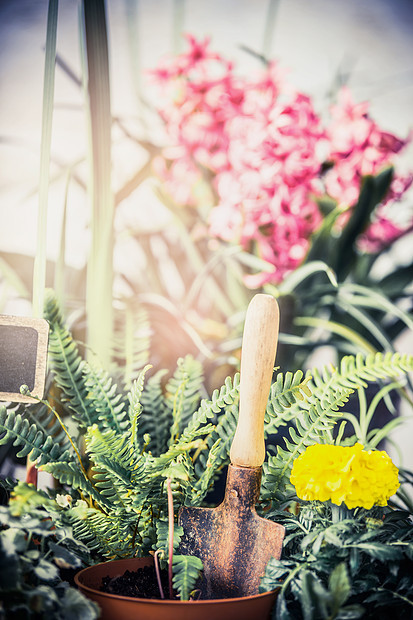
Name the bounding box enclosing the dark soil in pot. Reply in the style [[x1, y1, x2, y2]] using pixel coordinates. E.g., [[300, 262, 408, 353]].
[[100, 564, 172, 599], [75, 557, 278, 620]]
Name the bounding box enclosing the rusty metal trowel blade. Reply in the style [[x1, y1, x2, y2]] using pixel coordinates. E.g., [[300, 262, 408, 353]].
[[179, 465, 285, 599]]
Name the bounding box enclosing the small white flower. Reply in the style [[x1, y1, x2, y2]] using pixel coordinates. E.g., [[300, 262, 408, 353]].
[[55, 494, 72, 508]]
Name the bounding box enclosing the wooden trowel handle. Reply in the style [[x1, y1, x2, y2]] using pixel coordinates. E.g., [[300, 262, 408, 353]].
[[230, 294, 279, 469]]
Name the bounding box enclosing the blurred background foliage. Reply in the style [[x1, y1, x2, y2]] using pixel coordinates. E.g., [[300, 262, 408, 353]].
[[0, 0, 412, 398]]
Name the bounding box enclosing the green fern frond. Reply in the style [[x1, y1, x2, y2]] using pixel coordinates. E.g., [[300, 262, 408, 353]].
[[181, 373, 240, 443], [148, 433, 213, 481], [128, 364, 152, 453], [0, 407, 71, 465], [139, 369, 170, 454], [172, 554, 203, 600], [193, 402, 238, 481], [84, 363, 128, 433], [15, 399, 68, 448], [8, 481, 59, 517], [85, 424, 150, 509], [191, 438, 222, 503], [261, 454, 296, 504], [268, 371, 312, 414], [155, 519, 184, 559], [66, 501, 135, 558], [85, 424, 130, 463], [310, 352, 413, 397], [264, 370, 313, 435], [41, 460, 111, 509], [43, 289, 97, 428], [165, 356, 204, 444]]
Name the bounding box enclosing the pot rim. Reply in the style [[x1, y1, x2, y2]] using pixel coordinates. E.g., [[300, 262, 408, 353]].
[[74, 558, 278, 605]]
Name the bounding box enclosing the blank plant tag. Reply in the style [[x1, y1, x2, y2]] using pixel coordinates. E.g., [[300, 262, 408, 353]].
[[0, 315, 49, 403]]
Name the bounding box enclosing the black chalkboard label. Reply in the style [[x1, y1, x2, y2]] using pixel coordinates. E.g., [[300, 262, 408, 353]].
[[0, 315, 49, 403]]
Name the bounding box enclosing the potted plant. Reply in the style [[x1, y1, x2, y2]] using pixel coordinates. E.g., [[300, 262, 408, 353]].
[[1, 290, 413, 618]]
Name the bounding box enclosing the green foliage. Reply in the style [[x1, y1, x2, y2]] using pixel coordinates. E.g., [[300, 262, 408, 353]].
[[2, 292, 413, 608], [43, 289, 98, 429], [172, 554, 204, 600], [0, 497, 99, 619], [15, 396, 69, 448], [165, 355, 205, 444], [260, 503, 413, 619], [154, 519, 184, 560], [0, 407, 71, 466], [138, 368, 170, 454], [83, 363, 128, 433], [261, 352, 413, 504]]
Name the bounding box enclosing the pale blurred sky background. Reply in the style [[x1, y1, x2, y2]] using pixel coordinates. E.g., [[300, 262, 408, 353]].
[[0, 0, 412, 470]]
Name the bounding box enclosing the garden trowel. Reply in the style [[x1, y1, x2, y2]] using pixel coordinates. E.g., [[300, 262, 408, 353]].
[[179, 294, 285, 599]]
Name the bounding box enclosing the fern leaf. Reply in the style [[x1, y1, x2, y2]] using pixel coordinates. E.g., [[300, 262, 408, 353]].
[[165, 356, 204, 444], [191, 438, 222, 503], [309, 352, 413, 399], [139, 369, 170, 454], [181, 373, 240, 444], [264, 371, 313, 436], [155, 519, 184, 559], [15, 399, 68, 448], [128, 364, 152, 453], [193, 402, 238, 481], [172, 554, 203, 600], [66, 501, 135, 558], [43, 289, 97, 428], [0, 407, 71, 465], [41, 460, 111, 509], [84, 363, 128, 432]]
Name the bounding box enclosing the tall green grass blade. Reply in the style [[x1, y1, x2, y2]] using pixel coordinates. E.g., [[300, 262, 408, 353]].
[[53, 170, 71, 308], [32, 0, 58, 317], [294, 316, 377, 355], [342, 283, 413, 333], [334, 296, 394, 352], [277, 260, 338, 294], [81, 0, 114, 369]]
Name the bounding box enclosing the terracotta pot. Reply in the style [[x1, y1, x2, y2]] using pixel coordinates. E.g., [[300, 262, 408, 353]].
[[75, 556, 278, 620]]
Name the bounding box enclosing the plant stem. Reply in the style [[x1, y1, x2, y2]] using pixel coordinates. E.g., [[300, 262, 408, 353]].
[[154, 550, 165, 599], [167, 477, 174, 599]]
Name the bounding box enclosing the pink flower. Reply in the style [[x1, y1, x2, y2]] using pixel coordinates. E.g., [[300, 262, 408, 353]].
[[151, 37, 413, 285], [325, 87, 411, 207]]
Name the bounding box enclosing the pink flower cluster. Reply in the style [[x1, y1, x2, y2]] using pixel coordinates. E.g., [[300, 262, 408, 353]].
[[151, 35, 412, 285]]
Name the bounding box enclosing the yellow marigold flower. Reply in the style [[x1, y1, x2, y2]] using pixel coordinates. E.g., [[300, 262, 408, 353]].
[[290, 443, 399, 510]]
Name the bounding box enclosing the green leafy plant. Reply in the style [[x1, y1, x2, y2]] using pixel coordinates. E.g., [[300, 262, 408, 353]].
[[1, 290, 412, 611], [259, 498, 413, 619], [0, 482, 99, 619]]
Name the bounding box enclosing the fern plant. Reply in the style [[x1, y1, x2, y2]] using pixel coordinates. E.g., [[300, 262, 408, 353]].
[[1, 290, 413, 606]]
